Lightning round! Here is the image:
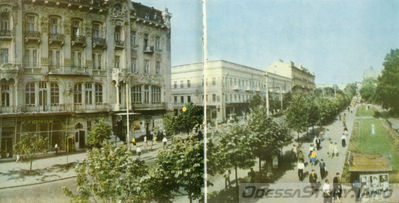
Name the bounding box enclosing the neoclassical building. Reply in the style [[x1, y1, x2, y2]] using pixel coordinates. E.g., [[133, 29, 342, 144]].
[[0, 0, 171, 157], [171, 60, 291, 122]]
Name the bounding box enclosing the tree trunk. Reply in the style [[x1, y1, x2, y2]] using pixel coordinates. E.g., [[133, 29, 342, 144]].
[[258, 157, 262, 175], [235, 164, 238, 188], [189, 193, 192, 203], [29, 157, 33, 171]]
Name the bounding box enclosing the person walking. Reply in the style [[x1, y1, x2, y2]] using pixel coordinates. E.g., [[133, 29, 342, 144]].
[[308, 144, 315, 158], [319, 159, 326, 178], [309, 170, 318, 194], [341, 133, 347, 147], [224, 170, 231, 189], [54, 143, 59, 154], [314, 136, 321, 150], [136, 147, 142, 158], [328, 141, 334, 158], [333, 142, 339, 157], [292, 144, 297, 160], [298, 150, 305, 163], [352, 179, 361, 202], [298, 161, 305, 181], [333, 178, 342, 202], [322, 179, 332, 203], [143, 135, 147, 148], [162, 136, 168, 149], [311, 150, 317, 166]]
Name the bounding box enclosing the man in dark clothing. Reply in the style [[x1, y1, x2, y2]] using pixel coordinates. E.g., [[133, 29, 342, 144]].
[[309, 170, 318, 194], [319, 159, 326, 178]]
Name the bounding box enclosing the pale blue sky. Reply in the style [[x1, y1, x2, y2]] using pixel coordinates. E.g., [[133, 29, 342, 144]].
[[136, 0, 399, 85]]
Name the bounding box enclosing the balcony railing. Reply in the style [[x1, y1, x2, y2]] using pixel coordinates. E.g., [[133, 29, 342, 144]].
[[74, 103, 111, 112], [2, 103, 112, 114], [115, 40, 125, 49], [132, 102, 166, 111], [92, 37, 106, 49], [71, 35, 86, 47], [24, 31, 41, 43], [143, 46, 154, 54], [48, 66, 90, 76], [49, 33, 65, 45], [0, 30, 12, 40]]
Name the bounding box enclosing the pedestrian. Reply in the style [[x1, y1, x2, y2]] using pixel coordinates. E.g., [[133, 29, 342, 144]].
[[54, 143, 59, 154], [319, 159, 326, 178], [322, 179, 332, 203], [292, 144, 297, 160], [308, 144, 315, 158], [298, 150, 305, 162], [162, 136, 168, 149], [311, 150, 317, 166], [314, 136, 321, 150], [248, 168, 256, 182], [352, 179, 361, 202], [333, 142, 338, 157], [309, 170, 318, 194], [136, 147, 142, 158], [328, 141, 334, 158], [333, 179, 342, 202], [143, 135, 147, 147], [224, 170, 231, 188], [132, 137, 136, 146], [344, 129, 349, 137], [297, 161, 305, 181], [326, 129, 331, 140], [341, 134, 346, 147]]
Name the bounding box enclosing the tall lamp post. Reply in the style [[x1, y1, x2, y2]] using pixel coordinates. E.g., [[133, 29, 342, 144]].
[[126, 82, 130, 150]]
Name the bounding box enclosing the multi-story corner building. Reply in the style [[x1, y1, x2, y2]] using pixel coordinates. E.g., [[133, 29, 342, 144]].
[[265, 60, 315, 92], [171, 60, 291, 122], [0, 0, 171, 157]]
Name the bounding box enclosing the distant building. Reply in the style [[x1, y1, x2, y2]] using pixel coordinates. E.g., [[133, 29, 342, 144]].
[[0, 0, 171, 157], [171, 60, 291, 122], [265, 60, 315, 92]]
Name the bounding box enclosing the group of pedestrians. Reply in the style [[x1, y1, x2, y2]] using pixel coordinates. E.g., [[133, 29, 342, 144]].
[[322, 173, 343, 203]]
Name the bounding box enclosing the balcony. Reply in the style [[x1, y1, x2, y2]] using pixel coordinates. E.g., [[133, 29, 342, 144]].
[[132, 102, 166, 111], [0, 30, 12, 41], [114, 40, 125, 49], [92, 37, 106, 49], [24, 31, 41, 43], [71, 35, 86, 47], [232, 85, 239, 91], [74, 103, 111, 113], [0, 106, 15, 114], [245, 87, 252, 92], [49, 33, 65, 46], [143, 46, 154, 54], [47, 66, 90, 76]]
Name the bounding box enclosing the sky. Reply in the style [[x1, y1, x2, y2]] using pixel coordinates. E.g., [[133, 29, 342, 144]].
[[136, 0, 399, 85]]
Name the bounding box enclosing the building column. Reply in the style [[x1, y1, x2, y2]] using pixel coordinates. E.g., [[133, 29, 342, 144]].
[[115, 82, 120, 111]]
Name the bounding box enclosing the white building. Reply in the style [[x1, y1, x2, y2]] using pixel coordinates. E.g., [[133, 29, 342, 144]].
[[171, 60, 291, 122]]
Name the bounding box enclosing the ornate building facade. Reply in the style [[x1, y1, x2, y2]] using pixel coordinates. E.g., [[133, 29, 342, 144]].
[[0, 0, 171, 157]]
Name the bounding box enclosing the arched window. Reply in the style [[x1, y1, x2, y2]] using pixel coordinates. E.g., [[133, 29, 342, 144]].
[[25, 83, 35, 106], [1, 84, 10, 107], [50, 83, 59, 105]]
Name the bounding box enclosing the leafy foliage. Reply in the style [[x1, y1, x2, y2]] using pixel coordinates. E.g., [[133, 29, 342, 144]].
[[360, 78, 377, 103], [376, 49, 399, 112], [87, 119, 112, 148], [164, 103, 203, 135], [248, 94, 264, 110], [14, 134, 47, 171]]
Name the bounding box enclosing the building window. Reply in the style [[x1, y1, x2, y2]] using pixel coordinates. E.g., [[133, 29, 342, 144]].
[[180, 96, 184, 104], [132, 85, 141, 104], [0, 48, 8, 65], [180, 80, 184, 88], [131, 57, 137, 72], [144, 60, 149, 73], [50, 83, 59, 105], [151, 86, 161, 103], [74, 83, 82, 104], [92, 53, 102, 69], [25, 15, 36, 32], [143, 34, 149, 50], [115, 55, 120, 69], [114, 26, 122, 42], [174, 96, 177, 104], [187, 80, 191, 88], [212, 77, 216, 85], [143, 85, 149, 103], [173, 81, 177, 89], [25, 83, 35, 106], [156, 62, 161, 74], [1, 84, 10, 107], [49, 17, 59, 34], [212, 94, 216, 102], [49, 49, 61, 68], [72, 19, 81, 38], [72, 51, 83, 68], [187, 96, 191, 103], [0, 12, 10, 31], [92, 23, 101, 39], [85, 83, 93, 105], [95, 84, 103, 104], [131, 31, 136, 46], [155, 36, 160, 50]]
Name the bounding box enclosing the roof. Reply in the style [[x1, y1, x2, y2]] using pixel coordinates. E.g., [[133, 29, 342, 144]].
[[349, 153, 392, 172]]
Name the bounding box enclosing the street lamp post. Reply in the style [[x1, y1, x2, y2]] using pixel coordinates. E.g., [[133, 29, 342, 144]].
[[126, 82, 130, 151], [265, 73, 269, 117]]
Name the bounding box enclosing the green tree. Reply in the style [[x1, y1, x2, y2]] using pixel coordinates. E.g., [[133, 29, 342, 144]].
[[64, 142, 148, 202], [344, 83, 358, 97], [87, 119, 112, 148], [164, 103, 203, 135], [155, 136, 205, 203], [247, 107, 291, 174], [14, 134, 47, 172], [248, 94, 264, 110], [376, 49, 399, 112], [360, 78, 377, 103], [286, 94, 310, 141]]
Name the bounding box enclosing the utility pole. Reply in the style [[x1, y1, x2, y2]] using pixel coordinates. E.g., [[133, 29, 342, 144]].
[[126, 82, 130, 150], [265, 73, 269, 117]]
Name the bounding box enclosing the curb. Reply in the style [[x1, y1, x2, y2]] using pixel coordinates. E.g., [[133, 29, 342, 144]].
[[0, 176, 76, 190]]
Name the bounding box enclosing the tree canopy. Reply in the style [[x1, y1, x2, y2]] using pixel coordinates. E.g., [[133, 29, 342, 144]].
[[14, 134, 47, 171], [376, 49, 399, 112], [87, 119, 112, 148]]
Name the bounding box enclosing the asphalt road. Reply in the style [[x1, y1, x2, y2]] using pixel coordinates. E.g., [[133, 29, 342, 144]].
[[0, 178, 76, 203]]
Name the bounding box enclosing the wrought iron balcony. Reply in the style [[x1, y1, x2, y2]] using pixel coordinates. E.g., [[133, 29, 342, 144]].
[[92, 37, 106, 49], [0, 30, 12, 40], [49, 33, 65, 46], [114, 40, 125, 49], [71, 35, 86, 47], [24, 31, 41, 43]]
